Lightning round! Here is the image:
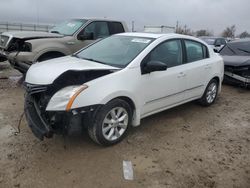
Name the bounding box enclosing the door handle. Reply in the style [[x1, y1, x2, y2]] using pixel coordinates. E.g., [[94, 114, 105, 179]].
[[177, 72, 186, 78], [66, 41, 75, 45]]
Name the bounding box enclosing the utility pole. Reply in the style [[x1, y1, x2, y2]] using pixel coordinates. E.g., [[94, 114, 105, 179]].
[[132, 21, 135, 32], [36, 0, 40, 25], [184, 24, 187, 34], [176, 21, 179, 33]]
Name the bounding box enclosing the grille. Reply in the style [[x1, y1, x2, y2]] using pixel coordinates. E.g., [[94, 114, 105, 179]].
[[24, 83, 48, 95], [0, 35, 10, 48]]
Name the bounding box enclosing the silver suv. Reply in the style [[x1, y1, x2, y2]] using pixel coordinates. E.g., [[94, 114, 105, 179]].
[[0, 18, 128, 73]]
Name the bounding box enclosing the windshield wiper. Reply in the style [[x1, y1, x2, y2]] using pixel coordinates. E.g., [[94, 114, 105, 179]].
[[80, 57, 107, 65], [237, 48, 250, 54]]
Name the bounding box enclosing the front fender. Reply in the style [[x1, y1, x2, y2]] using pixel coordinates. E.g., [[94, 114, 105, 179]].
[[33, 46, 70, 61]]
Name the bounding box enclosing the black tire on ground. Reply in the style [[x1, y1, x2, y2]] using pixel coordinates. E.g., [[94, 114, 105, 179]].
[[199, 79, 219, 106], [88, 99, 132, 146]]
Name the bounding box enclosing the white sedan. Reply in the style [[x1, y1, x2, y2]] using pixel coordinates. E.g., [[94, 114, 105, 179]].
[[24, 33, 224, 146]]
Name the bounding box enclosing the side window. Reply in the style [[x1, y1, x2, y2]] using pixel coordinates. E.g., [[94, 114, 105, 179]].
[[146, 40, 182, 68], [82, 22, 110, 40], [215, 39, 221, 46], [108, 22, 125, 34], [185, 40, 204, 63], [220, 39, 226, 45]]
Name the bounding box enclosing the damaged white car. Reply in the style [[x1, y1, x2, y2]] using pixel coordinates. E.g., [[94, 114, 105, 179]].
[[24, 33, 224, 146]]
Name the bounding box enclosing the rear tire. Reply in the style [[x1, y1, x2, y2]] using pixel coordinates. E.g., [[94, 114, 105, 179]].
[[88, 99, 132, 146], [199, 79, 219, 106]]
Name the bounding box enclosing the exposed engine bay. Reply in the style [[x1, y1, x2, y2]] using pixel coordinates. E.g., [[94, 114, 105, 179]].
[[24, 69, 115, 140]]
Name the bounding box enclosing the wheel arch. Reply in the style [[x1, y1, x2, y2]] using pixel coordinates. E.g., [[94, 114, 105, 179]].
[[104, 95, 140, 127], [212, 76, 220, 84], [37, 51, 66, 61], [211, 76, 222, 93]]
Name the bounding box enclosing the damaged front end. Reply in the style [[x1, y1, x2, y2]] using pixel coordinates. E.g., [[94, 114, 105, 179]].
[[0, 32, 62, 72], [24, 70, 113, 140], [0, 35, 33, 72], [224, 65, 250, 87]]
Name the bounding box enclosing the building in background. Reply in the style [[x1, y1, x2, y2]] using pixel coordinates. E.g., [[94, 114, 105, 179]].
[[144, 25, 175, 33]]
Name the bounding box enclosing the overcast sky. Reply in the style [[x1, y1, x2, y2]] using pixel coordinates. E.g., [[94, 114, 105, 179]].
[[0, 0, 249, 35]]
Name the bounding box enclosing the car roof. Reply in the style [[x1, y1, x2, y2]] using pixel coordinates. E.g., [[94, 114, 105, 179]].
[[200, 36, 224, 39], [117, 32, 193, 39], [73, 18, 124, 22], [229, 38, 250, 44]]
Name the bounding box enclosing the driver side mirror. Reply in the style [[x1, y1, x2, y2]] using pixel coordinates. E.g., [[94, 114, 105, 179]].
[[142, 60, 167, 74], [213, 48, 219, 53], [78, 32, 94, 40]]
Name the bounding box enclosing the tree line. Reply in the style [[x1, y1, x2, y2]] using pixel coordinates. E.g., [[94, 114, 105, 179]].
[[176, 24, 250, 38]]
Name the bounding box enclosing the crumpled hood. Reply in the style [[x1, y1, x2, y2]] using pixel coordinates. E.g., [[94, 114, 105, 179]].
[[1, 31, 62, 39], [222, 55, 250, 67], [25, 56, 119, 85]]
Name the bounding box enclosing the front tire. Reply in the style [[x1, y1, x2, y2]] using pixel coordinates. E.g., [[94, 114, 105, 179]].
[[88, 99, 132, 146], [199, 79, 219, 106]]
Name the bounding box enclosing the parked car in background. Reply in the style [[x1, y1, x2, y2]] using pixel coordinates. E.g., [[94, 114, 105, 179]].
[[24, 33, 224, 146], [200, 36, 227, 52], [0, 18, 128, 73], [220, 38, 250, 87]]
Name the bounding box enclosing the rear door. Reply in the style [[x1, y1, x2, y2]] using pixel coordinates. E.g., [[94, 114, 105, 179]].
[[183, 40, 211, 99]]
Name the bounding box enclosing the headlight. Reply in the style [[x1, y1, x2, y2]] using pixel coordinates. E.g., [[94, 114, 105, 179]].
[[46, 85, 88, 111]]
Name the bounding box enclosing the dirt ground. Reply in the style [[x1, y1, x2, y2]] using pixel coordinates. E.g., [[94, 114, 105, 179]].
[[0, 61, 249, 188]]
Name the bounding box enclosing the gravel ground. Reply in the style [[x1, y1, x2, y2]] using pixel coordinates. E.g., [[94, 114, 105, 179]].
[[0, 62, 249, 188]]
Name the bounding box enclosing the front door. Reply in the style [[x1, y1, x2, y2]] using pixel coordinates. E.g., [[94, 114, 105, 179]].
[[71, 21, 110, 53], [140, 39, 187, 116]]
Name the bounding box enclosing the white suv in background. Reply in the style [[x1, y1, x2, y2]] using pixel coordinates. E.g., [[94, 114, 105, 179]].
[[24, 33, 224, 146]]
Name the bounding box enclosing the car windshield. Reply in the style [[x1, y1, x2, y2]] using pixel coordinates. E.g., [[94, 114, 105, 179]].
[[76, 35, 154, 68], [201, 38, 216, 45], [50, 19, 87, 36], [220, 41, 250, 56]]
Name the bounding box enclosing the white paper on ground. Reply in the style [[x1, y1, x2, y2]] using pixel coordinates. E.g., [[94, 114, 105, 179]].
[[123, 161, 134, 180]]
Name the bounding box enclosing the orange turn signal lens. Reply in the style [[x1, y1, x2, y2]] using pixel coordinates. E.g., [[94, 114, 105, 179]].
[[66, 85, 88, 111]]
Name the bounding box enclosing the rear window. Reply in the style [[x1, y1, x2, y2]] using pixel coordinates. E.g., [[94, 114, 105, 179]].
[[220, 41, 250, 56], [108, 22, 125, 34]]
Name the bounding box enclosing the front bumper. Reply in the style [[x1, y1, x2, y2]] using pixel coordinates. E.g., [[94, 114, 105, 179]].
[[224, 66, 250, 87], [24, 92, 101, 140], [25, 95, 52, 140], [8, 52, 34, 73]]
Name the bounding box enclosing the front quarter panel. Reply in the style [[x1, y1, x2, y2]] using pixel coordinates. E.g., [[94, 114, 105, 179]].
[[46, 67, 141, 107], [73, 68, 140, 108], [28, 37, 73, 60], [46, 67, 143, 125]]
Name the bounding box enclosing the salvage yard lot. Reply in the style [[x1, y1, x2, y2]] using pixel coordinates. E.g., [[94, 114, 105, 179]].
[[0, 61, 249, 188]]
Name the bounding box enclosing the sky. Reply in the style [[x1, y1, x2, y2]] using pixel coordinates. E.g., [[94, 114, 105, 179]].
[[0, 0, 249, 35]]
